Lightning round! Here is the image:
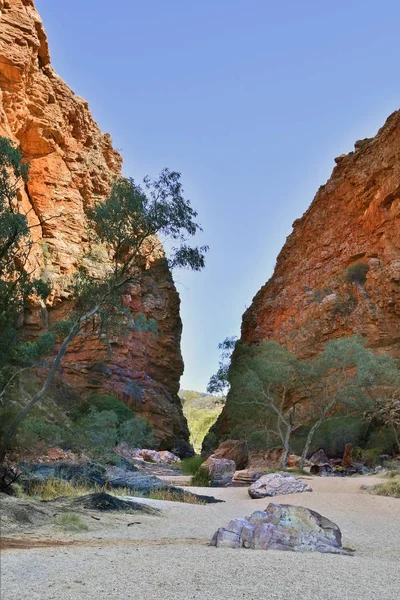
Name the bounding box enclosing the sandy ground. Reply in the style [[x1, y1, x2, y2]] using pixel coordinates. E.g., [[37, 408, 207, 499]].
[[1, 475, 399, 600]]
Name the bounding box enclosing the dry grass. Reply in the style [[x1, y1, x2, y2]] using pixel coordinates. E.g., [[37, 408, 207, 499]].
[[147, 488, 206, 504], [383, 463, 400, 478], [55, 513, 89, 532], [370, 476, 400, 498], [22, 478, 206, 504], [25, 478, 99, 500], [23, 478, 136, 501]]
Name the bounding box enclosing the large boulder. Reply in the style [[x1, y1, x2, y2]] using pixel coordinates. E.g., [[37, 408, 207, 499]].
[[202, 457, 236, 486], [248, 472, 312, 499], [105, 466, 169, 493], [209, 440, 248, 470], [309, 449, 330, 465], [210, 503, 351, 554]]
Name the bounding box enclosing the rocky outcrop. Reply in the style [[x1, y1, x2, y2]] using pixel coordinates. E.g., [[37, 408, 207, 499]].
[[206, 439, 248, 470], [0, 0, 189, 451], [210, 503, 350, 554], [248, 472, 312, 499], [212, 110, 400, 440], [201, 457, 236, 486]]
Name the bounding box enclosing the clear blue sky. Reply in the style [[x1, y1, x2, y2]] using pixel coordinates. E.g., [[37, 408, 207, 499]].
[[36, 0, 400, 392]]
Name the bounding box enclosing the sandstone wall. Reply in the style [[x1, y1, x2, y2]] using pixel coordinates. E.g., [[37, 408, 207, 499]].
[[0, 0, 190, 451], [213, 110, 400, 439]]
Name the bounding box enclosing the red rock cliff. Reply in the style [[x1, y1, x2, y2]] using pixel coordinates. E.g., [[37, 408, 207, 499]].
[[214, 110, 400, 438], [0, 0, 190, 451]]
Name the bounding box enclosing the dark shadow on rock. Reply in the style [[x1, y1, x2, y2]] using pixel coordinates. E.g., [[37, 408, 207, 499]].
[[73, 493, 160, 515]]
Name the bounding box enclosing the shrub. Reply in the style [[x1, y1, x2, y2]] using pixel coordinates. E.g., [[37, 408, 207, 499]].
[[345, 262, 370, 285], [191, 466, 211, 487], [19, 418, 64, 447], [71, 409, 119, 457], [370, 476, 400, 498], [55, 513, 89, 532], [118, 417, 153, 448], [73, 394, 133, 424], [291, 416, 369, 457], [383, 462, 400, 478], [332, 293, 357, 316], [180, 456, 205, 475], [25, 477, 99, 500]]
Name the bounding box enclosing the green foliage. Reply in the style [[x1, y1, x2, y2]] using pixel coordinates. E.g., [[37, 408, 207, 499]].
[[219, 334, 399, 463], [18, 417, 64, 448], [180, 389, 224, 453], [191, 466, 211, 486], [332, 292, 357, 316], [364, 425, 399, 455], [290, 416, 370, 456], [74, 394, 133, 424], [345, 262, 370, 285], [70, 409, 154, 457], [184, 407, 222, 454], [383, 463, 400, 478], [207, 337, 237, 395], [11, 332, 56, 366], [0, 137, 51, 377], [0, 163, 207, 464], [132, 312, 158, 334], [119, 417, 154, 448], [87, 169, 208, 274], [180, 456, 205, 475], [201, 431, 217, 456], [71, 409, 119, 457]]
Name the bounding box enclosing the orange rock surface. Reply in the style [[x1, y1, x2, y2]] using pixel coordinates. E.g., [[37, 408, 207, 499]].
[[0, 0, 190, 451], [214, 111, 400, 438]]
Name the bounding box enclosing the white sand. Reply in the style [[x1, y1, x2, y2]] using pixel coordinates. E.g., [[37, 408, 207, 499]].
[[1, 476, 399, 600]]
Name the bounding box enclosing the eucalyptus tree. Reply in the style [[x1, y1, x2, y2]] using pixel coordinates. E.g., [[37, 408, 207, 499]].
[[0, 157, 208, 465], [207, 335, 399, 467]]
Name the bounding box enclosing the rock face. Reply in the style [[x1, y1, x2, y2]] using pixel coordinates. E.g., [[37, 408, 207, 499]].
[[211, 110, 400, 440], [202, 457, 236, 486], [0, 0, 190, 450], [248, 472, 312, 499], [210, 503, 350, 554], [207, 440, 248, 470]]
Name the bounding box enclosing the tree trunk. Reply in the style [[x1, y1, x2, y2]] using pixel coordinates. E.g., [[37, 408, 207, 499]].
[[299, 398, 337, 467], [279, 424, 292, 468], [0, 310, 97, 465], [299, 418, 324, 466], [392, 423, 400, 454]]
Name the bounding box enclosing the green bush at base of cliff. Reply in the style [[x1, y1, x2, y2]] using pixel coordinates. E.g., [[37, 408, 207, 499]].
[[191, 466, 211, 486], [71, 394, 134, 424], [180, 456, 205, 475]]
